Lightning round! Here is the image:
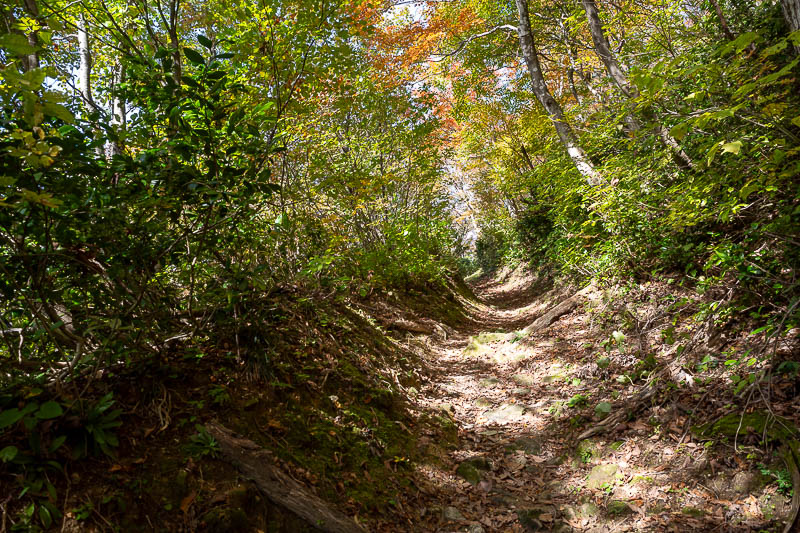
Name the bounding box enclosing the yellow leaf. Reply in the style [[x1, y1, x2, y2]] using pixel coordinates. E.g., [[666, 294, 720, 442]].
[[721, 141, 742, 155]]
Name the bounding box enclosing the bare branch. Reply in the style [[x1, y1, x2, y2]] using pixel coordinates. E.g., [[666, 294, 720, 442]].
[[428, 24, 517, 62]]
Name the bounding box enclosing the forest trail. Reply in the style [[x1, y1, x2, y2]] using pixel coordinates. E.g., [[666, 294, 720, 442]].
[[401, 269, 794, 533]]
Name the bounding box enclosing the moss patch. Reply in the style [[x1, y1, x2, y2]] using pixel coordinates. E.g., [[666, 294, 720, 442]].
[[575, 439, 596, 463], [695, 411, 798, 442], [475, 332, 508, 344], [607, 500, 632, 516], [681, 507, 706, 518]]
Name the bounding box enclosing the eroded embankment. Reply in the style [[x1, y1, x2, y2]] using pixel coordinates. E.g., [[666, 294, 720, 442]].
[[0, 280, 469, 532]]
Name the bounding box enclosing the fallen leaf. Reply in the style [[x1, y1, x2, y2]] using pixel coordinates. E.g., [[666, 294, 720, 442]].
[[180, 491, 196, 513]]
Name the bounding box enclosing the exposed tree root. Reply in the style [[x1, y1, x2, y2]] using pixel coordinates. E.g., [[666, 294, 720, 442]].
[[576, 385, 658, 441], [206, 421, 365, 533], [522, 285, 594, 336]]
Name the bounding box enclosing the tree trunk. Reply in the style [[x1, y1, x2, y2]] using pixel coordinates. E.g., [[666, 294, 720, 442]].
[[21, 0, 39, 71], [581, 0, 632, 97], [581, 0, 695, 170], [206, 422, 366, 533], [77, 14, 105, 157], [77, 14, 94, 111], [782, 0, 800, 53], [708, 0, 736, 41], [169, 0, 182, 86], [112, 67, 126, 128], [519, 143, 537, 172], [107, 62, 126, 158], [514, 0, 602, 186], [782, 0, 800, 31]]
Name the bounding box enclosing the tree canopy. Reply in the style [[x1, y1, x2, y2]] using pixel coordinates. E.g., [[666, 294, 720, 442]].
[[1, 0, 799, 529]]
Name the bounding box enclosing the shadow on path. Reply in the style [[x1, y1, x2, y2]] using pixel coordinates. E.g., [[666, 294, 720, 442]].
[[398, 267, 791, 533]]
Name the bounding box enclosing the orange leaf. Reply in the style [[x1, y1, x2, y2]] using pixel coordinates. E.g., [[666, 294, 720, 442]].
[[180, 491, 196, 514]]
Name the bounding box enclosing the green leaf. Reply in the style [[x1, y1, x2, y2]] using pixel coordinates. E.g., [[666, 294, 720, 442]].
[[24, 68, 46, 86], [707, 141, 722, 166], [0, 408, 24, 429], [721, 141, 742, 155], [710, 109, 734, 120], [45, 479, 57, 500], [739, 180, 760, 200], [733, 82, 757, 99], [41, 501, 61, 522], [762, 39, 788, 57], [46, 17, 64, 31], [21, 402, 39, 416], [595, 402, 612, 418], [183, 47, 205, 65], [49, 435, 67, 453], [0, 33, 37, 55], [43, 103, 74, 123], [733, 31, 759, 53], [0, 446, 18, 462], [669, 122, 689, 142], [39, 504, 53, 528], [36, 401, 63, 420], [197, 35, 213, 49]]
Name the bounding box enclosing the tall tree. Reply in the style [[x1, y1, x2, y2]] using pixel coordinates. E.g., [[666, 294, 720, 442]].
[[76, 13, 94, 111], [782, 0, 800, 31], [581, 0, 694, 170], [21, 0, 40, 71], [514, 0, 602, 186], [782, 0, 800, 52], [708, 0, 736, 41]]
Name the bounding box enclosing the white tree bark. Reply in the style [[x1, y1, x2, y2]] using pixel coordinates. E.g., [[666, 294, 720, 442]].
[[581, 0, 631, 97], [514, 0, 602, 186], [21, 0, 40, 71], [581, 0, 695, 170], [77, 13, 105, 157], [107, 62, 126, 158], [77, 14, 94, 110]]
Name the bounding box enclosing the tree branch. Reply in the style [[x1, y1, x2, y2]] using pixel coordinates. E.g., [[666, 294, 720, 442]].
[[429, 24, 517, 62]]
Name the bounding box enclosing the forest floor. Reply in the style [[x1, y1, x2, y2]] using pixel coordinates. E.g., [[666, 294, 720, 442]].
[[6, 266, 796, 532], [394, 267, 797, 533]]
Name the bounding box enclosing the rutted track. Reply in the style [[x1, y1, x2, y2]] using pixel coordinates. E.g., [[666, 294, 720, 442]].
[[397, 268, 794, 532]]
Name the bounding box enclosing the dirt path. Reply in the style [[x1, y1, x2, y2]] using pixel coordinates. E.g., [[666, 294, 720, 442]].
[[404, 269, 793, 532]]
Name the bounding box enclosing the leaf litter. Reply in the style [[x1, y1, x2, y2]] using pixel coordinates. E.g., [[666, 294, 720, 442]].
[[388, 267, 798, 532]]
